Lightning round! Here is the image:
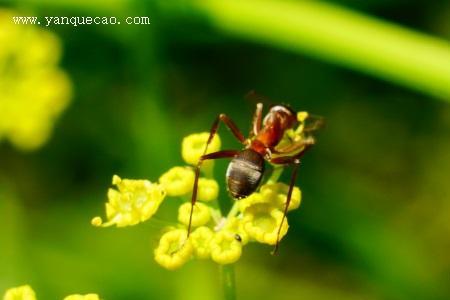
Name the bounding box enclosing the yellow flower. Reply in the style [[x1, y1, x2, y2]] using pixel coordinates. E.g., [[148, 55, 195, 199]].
[[2, 286, 100, 300], [238, 183, 301, 212], [178, 202, 211, 227], [237, 192, 267, 212], [0, 9, 72, 151], [63, 294, 100, 300], [224, 217, 249, 245], [197, 178, 219, 202], [190, 226, 214, 259], [3, 285, 36, 300], [210, 231, 242, 264], [91, 175, 166, 227], [154, 229, 193, 270], [260, 183, 301, 211], [242, 203, 288, 245], [181, 132, 221, 169], [297, 111, 309, 122], [159, 167, 195, 196]]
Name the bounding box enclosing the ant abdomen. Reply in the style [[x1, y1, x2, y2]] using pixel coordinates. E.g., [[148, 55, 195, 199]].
[[226, 149, 265, 200]]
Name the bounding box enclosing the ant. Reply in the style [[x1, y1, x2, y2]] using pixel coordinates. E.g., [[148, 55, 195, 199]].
[[188, 96, 322, 253]]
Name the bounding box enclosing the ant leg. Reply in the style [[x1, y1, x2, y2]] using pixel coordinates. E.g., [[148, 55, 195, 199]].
[[272, 136, 315, 155], [186, 113, 245, 236], [250, 103, 263, 138], [269, 157, 299, 255], [269, 146, 314, 254], [188, 150, 239, 236], [204, 114, 246, 155]]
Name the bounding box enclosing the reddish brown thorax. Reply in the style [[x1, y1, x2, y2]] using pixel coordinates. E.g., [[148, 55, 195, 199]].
[[249, 105, 297, 155]]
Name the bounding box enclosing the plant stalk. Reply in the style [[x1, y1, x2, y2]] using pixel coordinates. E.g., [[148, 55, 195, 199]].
[[189, 0, 450, 100], [220, 264, 237, 300]]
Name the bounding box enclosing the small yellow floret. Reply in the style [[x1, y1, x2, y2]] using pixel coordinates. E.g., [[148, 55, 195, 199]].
[[224, 217, 249, 245], [154, 229, 193, 270], [210, 231, 242, 264], [238, 192, 267, 212], [181, 132, 221, 167], [92, 175, 166, 227], [178, 202, 211, 227], [297, 111, 309, 122], [3, 285, 36, 300], [159, 167, 195, 196], [190, 226, 214, 259], [295, 111, 310, 136], [63, 294, 100, 300], [243, 203, 288, 245], [197, 178, 219, 202], [260, 183, 301, 211]]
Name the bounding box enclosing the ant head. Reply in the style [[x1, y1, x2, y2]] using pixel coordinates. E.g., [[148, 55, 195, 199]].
[[264, 105, 298, 128]]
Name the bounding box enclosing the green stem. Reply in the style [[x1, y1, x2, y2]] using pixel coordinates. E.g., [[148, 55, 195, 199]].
[[267, 166, 284, 184], [25, 0, 450, 100], [188, 0, 450, 100], [220, 264, 237, 300], [226, 201, 240, 219]]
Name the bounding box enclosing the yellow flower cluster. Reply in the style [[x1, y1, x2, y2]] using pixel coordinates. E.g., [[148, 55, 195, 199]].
[[91, 175, 166, 227], [0, 9, 72, 150], [3, 285, 35, 300], [93, 130, 303, 270], [2, 285, 99, 300]]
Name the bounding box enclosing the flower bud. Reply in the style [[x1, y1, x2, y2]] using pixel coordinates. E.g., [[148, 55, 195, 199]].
[[210, 231, 242, 264], [243, 203, 289, 245], [154, 229, 193, 270], [159, 167, 195, 196], [181, 132, 221, 169], [178, 202, 211, 228]]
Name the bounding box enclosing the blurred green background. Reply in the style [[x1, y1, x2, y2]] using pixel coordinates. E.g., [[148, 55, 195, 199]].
[[1, 0, 450, 299]]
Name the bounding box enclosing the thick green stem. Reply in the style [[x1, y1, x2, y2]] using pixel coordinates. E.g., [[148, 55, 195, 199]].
[[189, 0, 450, 100], [24, 0, 450, 100], [220, 264, 237, 300]]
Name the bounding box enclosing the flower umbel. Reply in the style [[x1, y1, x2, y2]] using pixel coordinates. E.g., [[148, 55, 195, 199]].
[[93, 126, 307, 269], [91, 175, 166, 227]]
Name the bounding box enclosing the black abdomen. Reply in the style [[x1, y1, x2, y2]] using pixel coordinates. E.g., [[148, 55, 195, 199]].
[[226, 149, 265, 199]]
